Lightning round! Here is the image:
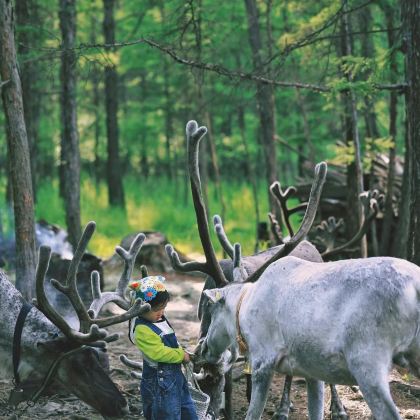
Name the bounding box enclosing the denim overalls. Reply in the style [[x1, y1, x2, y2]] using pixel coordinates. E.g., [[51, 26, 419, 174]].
[[135, 317, 198, 420]]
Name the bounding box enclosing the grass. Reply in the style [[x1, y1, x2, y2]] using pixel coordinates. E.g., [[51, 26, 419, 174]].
[[0, 174, 305, 260], [25, 175, 276, 259]]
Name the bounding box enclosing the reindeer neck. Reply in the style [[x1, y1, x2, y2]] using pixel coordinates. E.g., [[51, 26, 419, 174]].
[[0, 272, 60, 379], [224, 283, 253, 313]]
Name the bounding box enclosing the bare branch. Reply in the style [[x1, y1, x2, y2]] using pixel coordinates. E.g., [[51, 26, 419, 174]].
[[0, 79, 10, 89], [141, 39, 407, 94]]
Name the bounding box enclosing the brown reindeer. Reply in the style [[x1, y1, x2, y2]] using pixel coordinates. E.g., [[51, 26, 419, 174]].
[[1, 222, 150, 417]]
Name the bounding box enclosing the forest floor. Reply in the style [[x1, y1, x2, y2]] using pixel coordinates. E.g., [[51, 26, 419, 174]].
[[0, 270, 419, 419]]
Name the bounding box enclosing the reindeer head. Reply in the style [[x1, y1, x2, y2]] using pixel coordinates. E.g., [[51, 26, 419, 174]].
[[164, 120, 327, 417], [9, 222, 150, 417]]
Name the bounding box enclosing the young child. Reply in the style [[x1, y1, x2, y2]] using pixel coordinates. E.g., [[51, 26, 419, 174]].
[[129, 275, 198, 420]]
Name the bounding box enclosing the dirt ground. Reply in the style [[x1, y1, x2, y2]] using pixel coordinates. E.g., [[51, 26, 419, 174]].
[[1, 270, 419, 419]]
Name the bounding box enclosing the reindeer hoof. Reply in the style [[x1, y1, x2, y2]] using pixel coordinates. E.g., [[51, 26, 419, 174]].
[[330, 410, 349, 420]]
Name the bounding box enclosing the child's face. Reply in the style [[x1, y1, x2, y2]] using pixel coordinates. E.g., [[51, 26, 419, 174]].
[[142, 301, 168, 322]]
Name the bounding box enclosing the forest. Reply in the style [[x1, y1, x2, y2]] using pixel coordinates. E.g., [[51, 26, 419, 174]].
[[1, 1, 420, 419]]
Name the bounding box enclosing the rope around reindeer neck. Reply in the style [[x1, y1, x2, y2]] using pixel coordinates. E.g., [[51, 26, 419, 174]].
[[235, 286, 250, 355]]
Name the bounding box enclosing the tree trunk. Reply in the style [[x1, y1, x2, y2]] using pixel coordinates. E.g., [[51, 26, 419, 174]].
[[402, 0, 420, 265], [340, 0, 366, 257], [205, 111, 226, 222], [238, 101, 261, 250], [380, 3, 399, 256], [90, 16, 102, 185], [358, 4, 379, 256], [103, 0, 125, 207], [0, 0, 37, 300], [15, 0, 40, 202], [160, 3, 173, 181], [244, 0, 279, 220], [59, 0, 82, 250]]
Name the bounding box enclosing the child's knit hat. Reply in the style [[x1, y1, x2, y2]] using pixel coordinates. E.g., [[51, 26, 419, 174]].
[[128, 275, 166, 302]]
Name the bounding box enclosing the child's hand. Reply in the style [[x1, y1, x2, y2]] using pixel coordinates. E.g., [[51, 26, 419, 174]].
[[183, 351, 191, 363]]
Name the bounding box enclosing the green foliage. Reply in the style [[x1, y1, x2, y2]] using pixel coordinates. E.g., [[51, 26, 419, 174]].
[[0, 0, 406, 261], [328, 136, 395, 171]]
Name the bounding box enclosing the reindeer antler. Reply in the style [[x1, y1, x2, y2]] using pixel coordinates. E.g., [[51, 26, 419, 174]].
[[245, 162, 327, 283], [267, 212, 284, 245], [34, 223, 150, 345], [270, 182, 308, 238], [166, 121, 228, 287], [321, 190, 382, 259], [314, 216, 345, 254], [213, 215, 234, 259], [89, 233, 148, 317]]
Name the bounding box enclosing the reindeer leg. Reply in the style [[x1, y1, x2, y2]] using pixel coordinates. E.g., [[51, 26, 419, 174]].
[[271, 375, 293, 420], [329, 384, 349, 420], [245, 363, 275, 420], [306, 379, 324, 420], [224, 368, 234, 420], [347, 356, 401, 420]]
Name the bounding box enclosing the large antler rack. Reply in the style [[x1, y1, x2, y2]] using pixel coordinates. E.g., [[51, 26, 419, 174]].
[[34, 222, 150, 346], [321, 190, 382, 259], [245, 162, 327, 283], [166, 121, 228, 287]]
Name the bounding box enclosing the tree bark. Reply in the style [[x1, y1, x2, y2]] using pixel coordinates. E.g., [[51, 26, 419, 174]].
[[340, 0, 367, 257], [15, 0, 40, 201], [402, 0, 420, 265], [59, 0, 82, 250], [0, 0, 37, 300], [90, 16, 102, 185], [103, 0, 125, 207], [380, 3, 399, 256], [358, 4, 379, 256], [244, 0, 279, 220]]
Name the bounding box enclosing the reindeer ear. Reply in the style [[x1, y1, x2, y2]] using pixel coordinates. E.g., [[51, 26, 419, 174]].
[[204, 289, 225, 304]]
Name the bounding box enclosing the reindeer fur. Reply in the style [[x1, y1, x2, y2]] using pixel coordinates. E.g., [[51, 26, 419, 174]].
[[203, 256, 420, 420]]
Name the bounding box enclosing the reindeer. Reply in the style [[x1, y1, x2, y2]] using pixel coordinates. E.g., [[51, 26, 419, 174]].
[[1, 221, 150, 417], [200, 240, 420, 420], [166, 121, 356, 419]]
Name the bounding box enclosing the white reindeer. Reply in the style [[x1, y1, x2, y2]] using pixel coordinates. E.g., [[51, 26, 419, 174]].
[[200, 244, 420, 420]]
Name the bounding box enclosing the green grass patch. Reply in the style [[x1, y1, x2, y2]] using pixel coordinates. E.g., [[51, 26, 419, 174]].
[[2, 174, 304, 260]]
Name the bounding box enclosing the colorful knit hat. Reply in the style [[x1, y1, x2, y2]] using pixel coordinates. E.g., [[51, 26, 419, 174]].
[[128, 275, 166, 302]]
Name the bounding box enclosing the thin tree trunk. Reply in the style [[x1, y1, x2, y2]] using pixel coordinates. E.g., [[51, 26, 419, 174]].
[[103, 0, 125, 207], [16, 0, 40, 202], [393, 120, 411, 258], [0, 0, 37, 300], [341, 0, 366, 257], [402, 0, 420, 265], [205, 111, 226, 222], [244, 0, 279, 221], [59, 0, 82, 250], [238, 102, 261, 249], [380, 4, 399, 256], [358, 5, 379, 257], [90, 16, 102, 185], [160, 3, 173, 181]]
